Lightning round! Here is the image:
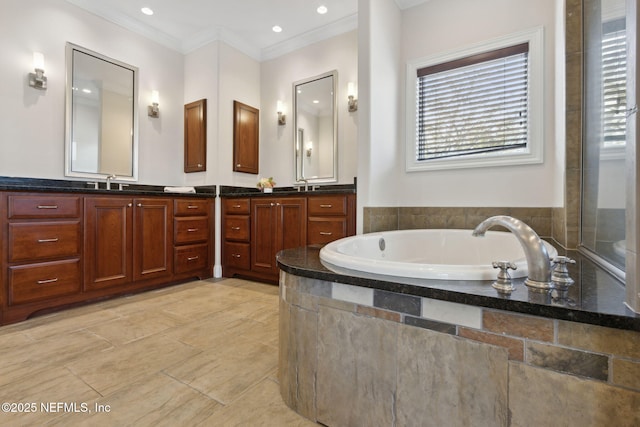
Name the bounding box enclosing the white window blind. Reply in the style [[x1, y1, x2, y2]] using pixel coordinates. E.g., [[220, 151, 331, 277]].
[[602, 18, 626, 148], [416, 43, 529, 161]]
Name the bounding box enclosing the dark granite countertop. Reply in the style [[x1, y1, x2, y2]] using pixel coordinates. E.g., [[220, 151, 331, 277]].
[[277, 245, 640, 331], [219, 184, 356, 197], [0, 176, 217, 198]]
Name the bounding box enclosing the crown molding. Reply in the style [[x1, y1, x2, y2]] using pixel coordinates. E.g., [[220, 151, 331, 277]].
[[394, 0, 429, 10]]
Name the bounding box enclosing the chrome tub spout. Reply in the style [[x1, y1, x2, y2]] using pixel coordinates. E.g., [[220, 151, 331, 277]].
[[472, 215, 552, 290]]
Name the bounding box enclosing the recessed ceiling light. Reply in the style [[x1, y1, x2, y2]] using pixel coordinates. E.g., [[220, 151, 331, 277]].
[[272, 25, 283, 33], [317, 5, 328, 14], [141, 7, 154, 16], [313, 100, 320, 104]]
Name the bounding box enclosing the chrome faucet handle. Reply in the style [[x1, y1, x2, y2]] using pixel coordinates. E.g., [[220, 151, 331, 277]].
[[551, 256, 575, 290], [491, 261, 517, 294]]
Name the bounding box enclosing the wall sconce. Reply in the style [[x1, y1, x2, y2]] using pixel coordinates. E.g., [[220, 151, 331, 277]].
[[28, 52, 47, 90], [347, 82, 358, 112], [306, 141, 313, 157], [277, 100, 286, 125], [148, 90, 159, 117]]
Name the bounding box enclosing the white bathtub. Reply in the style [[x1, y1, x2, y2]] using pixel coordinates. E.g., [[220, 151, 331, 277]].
[[319, 229, 558, 281]]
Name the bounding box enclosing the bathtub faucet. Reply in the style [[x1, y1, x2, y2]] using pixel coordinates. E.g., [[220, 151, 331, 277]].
[[472, 215, 552, 291]]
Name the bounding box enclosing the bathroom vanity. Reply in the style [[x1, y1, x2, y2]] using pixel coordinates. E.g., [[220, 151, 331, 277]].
[[277, 246, 640, 426], [220, 185, 356, 283], [0, 177, 215, 325]]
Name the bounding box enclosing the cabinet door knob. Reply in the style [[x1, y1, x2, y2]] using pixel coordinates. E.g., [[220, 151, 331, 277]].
[[137, 203, 142, 207], [236, 164, 242, 167], [128, 203, 132, 207], [197, 164, 203, 167], [233, 254, 241, 258]]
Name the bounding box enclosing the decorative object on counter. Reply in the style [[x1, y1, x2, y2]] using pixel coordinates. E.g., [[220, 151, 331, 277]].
[[491, 260, 517, 294], [257, 177, 276, 193], [148, 90, 160, 117], [28, 52, 47, 90], [163, 186, 196, 193]]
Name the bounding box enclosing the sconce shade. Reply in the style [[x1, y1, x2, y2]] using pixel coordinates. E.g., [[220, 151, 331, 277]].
[[277, 100, 286, 125], [148, 90, 160, 117], [28, 51, 47, 90], [347, 82, 358, 112]]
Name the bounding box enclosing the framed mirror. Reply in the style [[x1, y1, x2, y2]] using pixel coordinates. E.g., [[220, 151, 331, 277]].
[[65, 43, 139, 181], [294, 70, 338, 184]]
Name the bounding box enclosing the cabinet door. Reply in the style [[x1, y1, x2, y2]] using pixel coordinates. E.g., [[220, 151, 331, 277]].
[[84, 197, 133, 290], [133, 198, 172, 281], [251, 198, 278, 274], [279, 198, 307, 252], [184, 99, 207, 173], [233, 101, 259, 174]]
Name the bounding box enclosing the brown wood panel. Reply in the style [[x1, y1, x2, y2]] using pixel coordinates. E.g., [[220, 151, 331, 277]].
[[223, 198, 250, 215], [174, 199, 209, 216], [134, 198, 172, 281], [174, 217, 209, 244], [8, 221, 81, 262], [307, 195, 348, 216], [8, 258, 81, 305], [224, 215, 250, 242], [8, 194, 80, 218], [174, 243, 208, 274], [233, 101, 259, 174], [251, 199, 278, 273], [307, 217, 348, 245], [84, 197, 133, 290], [280, 198, 307, 251], [184, 99, 207, 173], [224, 242, 250, 270]]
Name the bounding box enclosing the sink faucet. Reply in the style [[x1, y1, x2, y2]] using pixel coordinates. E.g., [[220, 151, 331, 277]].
[[472, 215, 552, 290], [105, 174, 117, 190], [298, 179, 309, 192]]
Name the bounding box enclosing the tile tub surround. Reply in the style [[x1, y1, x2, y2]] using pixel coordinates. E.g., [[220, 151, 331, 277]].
[[279, 270, 640, 426]]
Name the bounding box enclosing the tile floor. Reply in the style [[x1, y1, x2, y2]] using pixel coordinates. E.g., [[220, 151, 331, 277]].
[[0, 278, 317, 426]]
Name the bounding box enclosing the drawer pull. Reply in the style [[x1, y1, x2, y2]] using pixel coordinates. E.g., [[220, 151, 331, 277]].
[[320, 232, 333, 236], [233, 205, 242, 208], [233, 254, 241, 258], [37, 278, 58, 285], [187, 228, 199, 232], [187, 205, 199, 209], [320, 204, 333, 208], [187, 256, 200, 261], [37, 238, 59, 243], [231, 226, 241, 231], [37, 205, 58, 209], [137, 203, 143, 207]]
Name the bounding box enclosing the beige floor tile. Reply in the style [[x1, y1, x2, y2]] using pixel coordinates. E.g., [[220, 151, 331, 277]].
[[0, 279, 316, 426], [49, 372, 221, 427], [198, 378, 317, 426]]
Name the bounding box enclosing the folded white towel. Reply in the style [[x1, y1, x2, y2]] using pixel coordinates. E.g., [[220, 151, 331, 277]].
[[163, 186, 196, 193]]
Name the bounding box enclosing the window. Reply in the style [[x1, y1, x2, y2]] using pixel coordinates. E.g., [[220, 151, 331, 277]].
[[406, 27, 543, 171], [602, 18, 627, 149]]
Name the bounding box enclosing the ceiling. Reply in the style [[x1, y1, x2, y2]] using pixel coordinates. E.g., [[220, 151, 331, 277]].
[[64, 0, 427, 61]]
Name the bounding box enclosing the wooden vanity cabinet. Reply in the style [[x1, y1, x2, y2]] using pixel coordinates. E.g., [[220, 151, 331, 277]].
[[84, 197, 173, 290], [307, 194, 355, 245], [184, 99, 207, 173], [4, 193, 82, 308], [233, 101, 259, 174], [0, 191, 214, 325], [251, 197, 306, 280], [222, 198, 251, 276], [173, 198, 212, 277]]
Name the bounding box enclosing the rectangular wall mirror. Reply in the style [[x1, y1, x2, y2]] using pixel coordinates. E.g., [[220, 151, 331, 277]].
[[294, 70, 338, 184], [65, 43, 139, 181]]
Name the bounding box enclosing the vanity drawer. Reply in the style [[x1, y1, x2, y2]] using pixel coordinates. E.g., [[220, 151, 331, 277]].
[[8, 221, 81, 262], [308, 217, 348, 245], [8, 195, 81, 219], [174, 217, 209, 244], [174, 244, 208, 274], [174, 199, 209, 216], [224, 242, 250, 270], [224, 215, 250, 242], [308, 196, 348, 216], [8, 258, 81, 305], [223, 198, 250, 215]]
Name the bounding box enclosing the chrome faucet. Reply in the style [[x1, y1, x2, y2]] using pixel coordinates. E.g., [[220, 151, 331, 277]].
[[298, 179, 309, 192], [105, 174, 117, 190], [472, 215, 552, 290]]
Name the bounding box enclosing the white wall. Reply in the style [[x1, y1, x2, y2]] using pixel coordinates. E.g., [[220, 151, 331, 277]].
[[260, 31, 359, 186], [360, 0, 564, 210], [0, 0, 185, 185]]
